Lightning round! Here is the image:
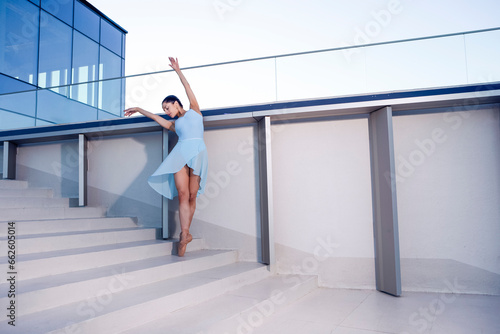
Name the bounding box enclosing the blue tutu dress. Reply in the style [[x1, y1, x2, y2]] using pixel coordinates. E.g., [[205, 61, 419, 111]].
[[148, 109, 208, 199]]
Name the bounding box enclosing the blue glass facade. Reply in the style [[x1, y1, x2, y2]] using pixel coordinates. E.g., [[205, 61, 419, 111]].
[[0, 0, 126, 130]]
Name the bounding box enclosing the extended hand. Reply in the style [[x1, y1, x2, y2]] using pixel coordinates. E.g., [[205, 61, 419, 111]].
[[169, 57, 180, 72], [124, 107, 144, 117]]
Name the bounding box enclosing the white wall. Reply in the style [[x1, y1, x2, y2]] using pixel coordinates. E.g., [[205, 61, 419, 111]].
[[271, 116, 375, 289], [11, 126, 262, 260], [9, 102, 500, 294], [269, 104, 500, 294], [17, 140, 79, 198], [190, 124, 261, 261], [393, 104, 500, 294]]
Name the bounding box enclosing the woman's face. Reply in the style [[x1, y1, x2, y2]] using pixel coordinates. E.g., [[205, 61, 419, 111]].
[[162, 101, 179, 117]]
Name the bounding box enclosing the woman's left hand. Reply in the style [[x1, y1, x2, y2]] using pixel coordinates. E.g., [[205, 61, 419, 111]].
[[169, 57, 180, 72]]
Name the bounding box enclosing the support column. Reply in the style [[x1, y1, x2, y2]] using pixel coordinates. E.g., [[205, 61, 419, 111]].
[[162, 128, 170, 239], [369, 106, 401, 296], [3, 141, 17, 180], [78, 134, 88, 207], [257, 116, 275, 266]]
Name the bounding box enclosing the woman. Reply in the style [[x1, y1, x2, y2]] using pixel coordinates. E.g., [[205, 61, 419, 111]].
[[124, 57, 208, 257]]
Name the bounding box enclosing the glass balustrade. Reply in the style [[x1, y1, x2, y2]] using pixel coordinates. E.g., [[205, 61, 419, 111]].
[[1, 28, 499, 130]]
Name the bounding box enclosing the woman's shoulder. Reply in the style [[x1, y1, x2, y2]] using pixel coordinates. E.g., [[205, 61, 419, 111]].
[[189, 108, 203, 117]]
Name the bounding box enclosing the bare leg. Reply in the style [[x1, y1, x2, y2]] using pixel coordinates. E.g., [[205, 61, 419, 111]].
[[188, 167, 201, 227], [174, 165, 200, 256], [174, 165, 191, 235]]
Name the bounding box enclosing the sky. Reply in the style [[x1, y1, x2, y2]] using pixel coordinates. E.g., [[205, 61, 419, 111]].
[[88, 0, 500, 111], [89, 0, 500, 75]]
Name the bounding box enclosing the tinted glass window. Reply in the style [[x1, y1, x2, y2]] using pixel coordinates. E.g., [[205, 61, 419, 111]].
[[98, 46, 122, 115], [99, 46, 121, 80], [0, 74, 37, 95], [100, 19, 122, 56], [0, 0, 39, 85], [74, 0, 99, 42], [39, 11, 72, 95], [72, 31, 98, 106], [41, 0, 74, 26]]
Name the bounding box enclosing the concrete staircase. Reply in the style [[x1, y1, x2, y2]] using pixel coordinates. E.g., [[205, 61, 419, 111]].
[[0, 180, 317, 333]]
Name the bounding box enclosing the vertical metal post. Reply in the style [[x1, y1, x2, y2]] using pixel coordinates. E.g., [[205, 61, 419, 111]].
[[162, 128, 170, 239], [3, 141, 17, 180], [258, 116, 275, 266], [369, 106, 401, 296], [78, 134, 88, 207]]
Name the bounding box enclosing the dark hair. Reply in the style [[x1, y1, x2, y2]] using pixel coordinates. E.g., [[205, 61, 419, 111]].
[[162, 95, 183, 108]]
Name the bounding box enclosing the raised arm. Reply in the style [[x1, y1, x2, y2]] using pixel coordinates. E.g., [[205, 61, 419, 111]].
[[124, 107, 175, 132], [169, 57, 201, 115]]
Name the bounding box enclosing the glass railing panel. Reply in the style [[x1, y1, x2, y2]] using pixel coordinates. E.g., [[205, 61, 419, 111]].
[[0, 29, 499, 131], [276, 49, 368, 101], [184, 59, 276, 109], [364, 35, 467, 93], [37, 88, 98, 124], [465, 29, 500, 84], [0, 91, 36, 118], [70, 81, 98, 107], [35, 118, 55, 126], [0, 109, 36, 130], [98, 78, 124, 116], [123, 71, 178, 115], [98, 109, 121, 120]]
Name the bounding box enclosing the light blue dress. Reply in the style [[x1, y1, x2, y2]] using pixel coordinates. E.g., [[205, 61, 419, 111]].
[[148, 109, 208, 199]]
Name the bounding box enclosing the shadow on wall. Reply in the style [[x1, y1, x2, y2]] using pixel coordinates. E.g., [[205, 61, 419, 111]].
[[189, 216, 261, 262], [95, 133, 164, 228], [0, 146, 3, 178], [90, 184, 161, 227], [60, 141, 80, 198], [16, 165, 78, 198], [14, 141, 80, 198]]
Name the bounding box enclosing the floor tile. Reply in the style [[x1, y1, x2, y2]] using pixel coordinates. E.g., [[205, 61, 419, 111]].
[[332, 327, 394, 334], [340, 291, 440, 334]]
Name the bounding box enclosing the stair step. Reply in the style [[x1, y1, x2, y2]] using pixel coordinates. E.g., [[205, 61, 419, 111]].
[[0, 249, 238, 316], [0, 217, 139, 237], [0, 180, 28, 189], [1, 262, 270, 334], [9, 227, 159, 254], [0, 206, 107, 221], [0, 196, 69, 209], [0, 188, 53, 198], [1, 238, 205, 280], [121, 274, 318, 334]]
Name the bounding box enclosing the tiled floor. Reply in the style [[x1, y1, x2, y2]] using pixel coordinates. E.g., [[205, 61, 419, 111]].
[[249, 288, 500, 334]]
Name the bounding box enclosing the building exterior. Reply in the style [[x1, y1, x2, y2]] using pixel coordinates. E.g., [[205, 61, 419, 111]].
[[0, 0, 499, 304], [0, 0, 126, 130]]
